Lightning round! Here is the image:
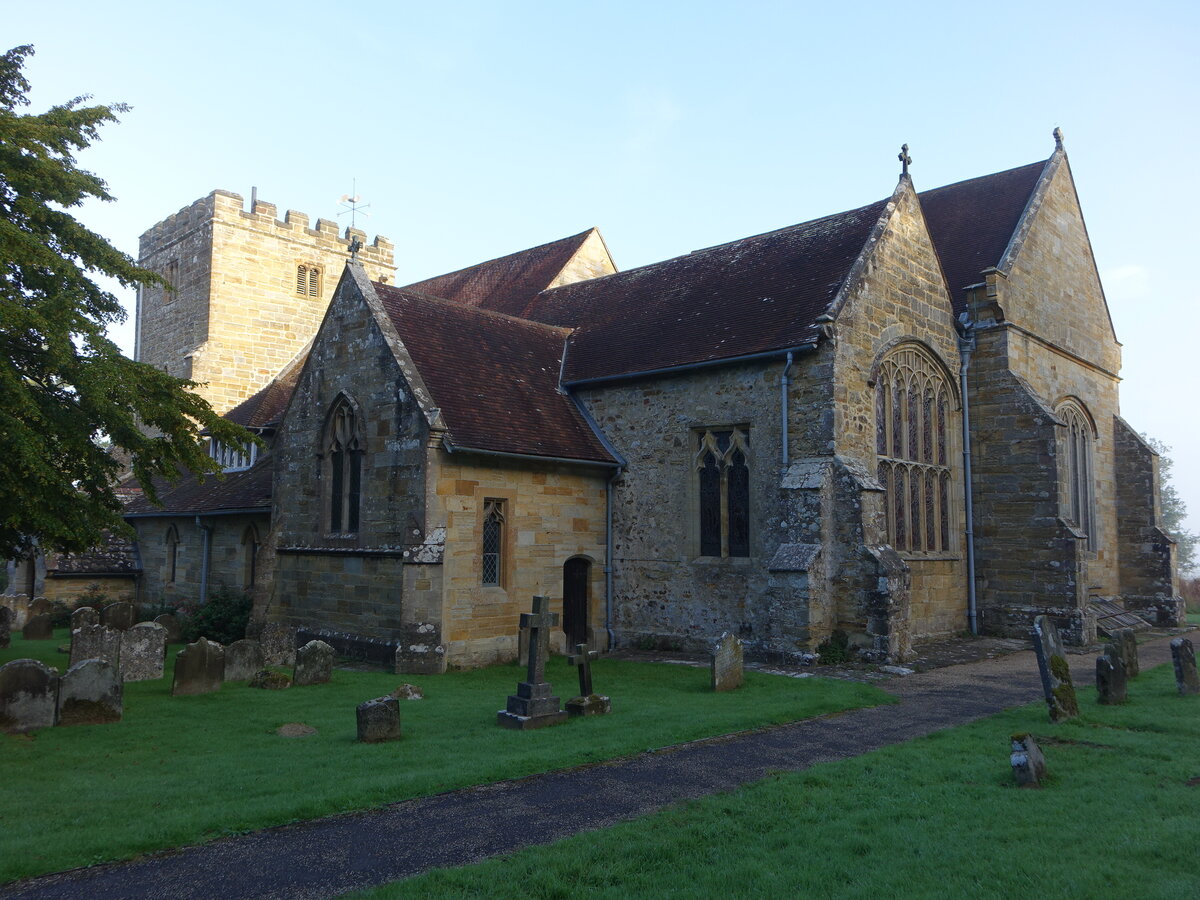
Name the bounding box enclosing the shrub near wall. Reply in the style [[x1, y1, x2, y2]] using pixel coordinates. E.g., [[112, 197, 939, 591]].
[[178, 587, 251, 644]]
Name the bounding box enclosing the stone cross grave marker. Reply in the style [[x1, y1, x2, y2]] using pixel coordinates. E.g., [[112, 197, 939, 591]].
[[58, 659, 123, 726], [172, 637, 225, 696], [0, 607, 11, 650], [497, 595, 568, 730], [1170, 637, 1200, 696], [101, 601, 135, 631], [1110, 628, 1139, 678], [711, 631, 744, 692], [566, 643, 611, 717], [121, 622, 168, 682], [1032, 615, 1078, 722], [357, 695, 402, 743], [71, 606, 99, 631], [71, 624, 121, 670], [22, 614, 53, 641], [294, 640, 334, 686], [0, 659, 60, 733], [225, 639, 265, 681], [1096, 648, 1127, 705]]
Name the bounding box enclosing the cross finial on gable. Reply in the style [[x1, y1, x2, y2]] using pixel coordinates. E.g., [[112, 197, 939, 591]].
[[1053, 127, 1065, 152], [898, 144, 912, 178], [348, 236, 363, 260]]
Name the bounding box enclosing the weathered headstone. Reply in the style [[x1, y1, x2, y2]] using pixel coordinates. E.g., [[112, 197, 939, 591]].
[[6, 596, 29, 630], [28, 597, 53, 619], [225, 639, 265, 681], [518, 622, 531, 668], [1032, 616, 1079, 722], [356, 696, 402, 743], [101, 601, 135, 631], [1170, 637, 1200, 696], [71, 606, 99, 631], [70, 624, 122, 670], [1096, 650, 1127, 705], [710, 631, 744, 692], [498, 595, 567, 729], [249, 669, 291, 690], [1010, 733, 1048, 788], [22, 613, 53, 641], [0, 606, 11, 650], [0, 659, 60, 733], [121, 622, 168, 682], [293, 640, 333, 686], [58, 659, 123, 726], [172, 637, 225, 696], [260, 622, 298, 667], [391, 683, 424, 700], [566, 643, 611, 717], [153, 613, 183, 644], [1110, 628, 1139, 678]]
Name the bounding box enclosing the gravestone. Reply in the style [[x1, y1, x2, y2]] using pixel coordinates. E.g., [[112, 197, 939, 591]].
[[293, 640, 333, 686], [153, 613, 183, 644], [225, 639, 265, 681], [71, 606, 99, 631], [710, 631, 744, 692], [6, 596, 29, 630], [497, 595, 568, 730], [1110, 628, 1140, 678], [1010, 733, 1047, 788], [121, 622, 168, 682], [518, 622, 531, 668], [249, 669, 291, 690], [566, 643, 611, 717], [357, 696, 402, 743], [22, 613, 53, 640], [58, 659, 123, 726], [1032, 616, 1079, 722], [1170, 637, 1200, 696], [1096, 650, 1127, 705], [391, 683, 424, 700], [0, 659, 60, 733], [101, 601, 135, 631], [71, 624, 122, 670], [260, 622, 298, 667], [172, 637, 225, 696], [0, 607, 11, 650], [28, 597, 53, 619]]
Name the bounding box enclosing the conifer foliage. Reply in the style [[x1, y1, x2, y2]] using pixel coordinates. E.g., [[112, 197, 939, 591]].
[[0, 45, 250, 559]]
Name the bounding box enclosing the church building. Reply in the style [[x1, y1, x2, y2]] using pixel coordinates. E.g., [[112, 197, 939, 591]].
[[31, 133, 1181, 669]]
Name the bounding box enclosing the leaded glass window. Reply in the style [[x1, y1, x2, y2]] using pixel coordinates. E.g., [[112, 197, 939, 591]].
[[695, 427, 751, 558], [482, 499, 505, 586], [1057, 401, 1097, 551], [326, 397, 362, 534], [875, 345, 955, 554]]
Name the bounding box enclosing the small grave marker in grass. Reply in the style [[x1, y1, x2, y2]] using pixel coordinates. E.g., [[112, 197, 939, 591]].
[[711, 632, 744, 692], [225, 639, 264, 682], [566, 643, 611, 717], [122, 622, 168, 682], [357, 696, 402, 743], [59, 659, 122, 726], [1170, 637, 1199, 695], [1032, 616, 1078, 722], [0, 658, 59, 733], [22, 614, 53, 641], [1009, 732, 1047, 788], [294, 640, 334, 686], [70, 623, 121, 670], [1096, 650, 1127, 705], [172, 637, 225, 696]]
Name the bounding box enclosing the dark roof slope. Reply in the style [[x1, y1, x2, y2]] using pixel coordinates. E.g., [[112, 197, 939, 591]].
[[225, 351, 308, 429], [124, 458, 273, 517], [402, 230, 596, 317], [918, 159, 1047, 312], [374, 284, 613, 463], [525, 199, 889, 383]]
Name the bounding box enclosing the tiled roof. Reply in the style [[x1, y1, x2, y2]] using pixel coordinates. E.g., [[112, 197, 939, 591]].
[[48, 531, 141, 575], [225, 350, 308, 428], [374, 284, 614, 463], [525, 200, 890, 383], [401, 230, 596, 317], [123, 458, 273, 517], [918, 159, 1047, 313]]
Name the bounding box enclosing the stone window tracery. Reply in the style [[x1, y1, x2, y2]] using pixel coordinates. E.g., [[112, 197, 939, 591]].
[[482, 499, 505, 586], [324, 396, 362, 534], [695, 427, 751, 558], [875, 345, 954, 555], [1057, 400, 1097, 551]]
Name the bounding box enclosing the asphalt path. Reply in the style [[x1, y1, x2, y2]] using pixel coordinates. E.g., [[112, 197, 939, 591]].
[[0, 634, 1183, 900]]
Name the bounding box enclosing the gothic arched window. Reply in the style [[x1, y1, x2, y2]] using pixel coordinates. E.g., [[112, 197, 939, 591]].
[[325, 396, 362, 534], [481, 498, 505, 586], [165, 525, 180, 585], [1057, 400, 1097, 551], [875, 345, 955, 554], [695, 427, 751, 558], [242, 525, 260, 589]]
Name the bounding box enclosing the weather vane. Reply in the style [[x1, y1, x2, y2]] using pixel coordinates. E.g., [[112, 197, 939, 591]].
[[898, 143, 912, 177], [338, 179, 371, 258]]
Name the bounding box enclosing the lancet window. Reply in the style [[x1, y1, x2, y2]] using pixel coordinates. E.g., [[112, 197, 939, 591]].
[[695, 427, 751, 558], [165, 525, 180, 585], [875, 345, 954, 554], [481, 499, 505, 586], [325, 397, 362, 534], [1057, 400, 1097, 551]]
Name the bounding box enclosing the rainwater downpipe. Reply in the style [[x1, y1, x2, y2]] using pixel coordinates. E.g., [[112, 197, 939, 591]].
[[604, 467, 621, 650], [781, 351, 794, 467], [195, 516, 213, 604], [958, 324, 979, 635]]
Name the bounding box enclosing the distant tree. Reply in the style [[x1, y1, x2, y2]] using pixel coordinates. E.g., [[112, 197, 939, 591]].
[[1143, 435, 1196, 575], [0, 45, 252, 559]]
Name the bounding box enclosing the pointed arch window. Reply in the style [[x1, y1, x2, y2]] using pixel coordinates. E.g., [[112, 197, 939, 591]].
[[242, 525, 260, 589], [165, 525, 180, 585], [695, 427, 751, 558], [325, 397, 362, 534], [482, 499, 505, 586], [1057, 400, 1097, 551], [875, 345, 955, 554]]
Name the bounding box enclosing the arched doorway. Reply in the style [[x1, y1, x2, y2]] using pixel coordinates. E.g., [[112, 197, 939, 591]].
[[562, 557, 590, 648]]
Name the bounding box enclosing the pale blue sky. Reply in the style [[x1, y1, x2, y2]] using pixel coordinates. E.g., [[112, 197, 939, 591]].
[[9, 1, 1200, 538]]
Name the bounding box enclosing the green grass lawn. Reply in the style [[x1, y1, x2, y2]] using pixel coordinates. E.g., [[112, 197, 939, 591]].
[[361, 663, 1200, 899], [0, 630, 889, 883]]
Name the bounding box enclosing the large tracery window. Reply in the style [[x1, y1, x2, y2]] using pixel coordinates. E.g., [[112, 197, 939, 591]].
[[696, 427, 751, 558], [1058, 400, 1097, 551], [325, 396, 362, 534], [875, 345, 954, 554]]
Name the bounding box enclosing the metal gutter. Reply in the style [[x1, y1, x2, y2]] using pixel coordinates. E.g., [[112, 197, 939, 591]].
[[124, 507, 269, 519], [440, 437, 620, 469], [562, 342, 818, 389]]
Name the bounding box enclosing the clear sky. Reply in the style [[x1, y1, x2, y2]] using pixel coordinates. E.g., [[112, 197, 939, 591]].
[[9, 1, 1200, 539]]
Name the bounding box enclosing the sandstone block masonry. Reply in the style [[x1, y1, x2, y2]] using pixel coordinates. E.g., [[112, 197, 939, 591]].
[[137, 190, 396, 415]]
